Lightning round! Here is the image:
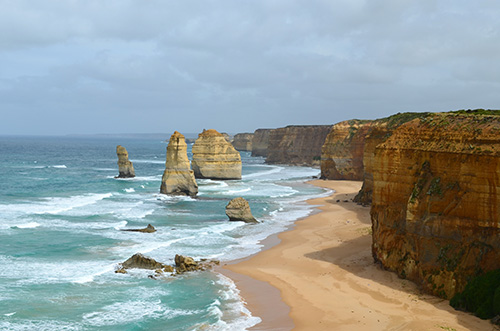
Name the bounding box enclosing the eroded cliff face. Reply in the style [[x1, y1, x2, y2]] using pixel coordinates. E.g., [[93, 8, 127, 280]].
[[160, 131, 198, 197], [251, 129, 272, 157], [191, 129, 242, 180], [320, 120, 373, 180], [371, 113, 500, 299], [232, 133, 254, 151], [266, 125, 332, 166]]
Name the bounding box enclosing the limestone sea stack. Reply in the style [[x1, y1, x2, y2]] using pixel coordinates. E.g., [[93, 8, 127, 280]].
[[160, 131, 198, 197], [115, 145, 135, 178], [225, 197, 258, 223], [191, 129, 242, 180], [232, 133, 254, 151]]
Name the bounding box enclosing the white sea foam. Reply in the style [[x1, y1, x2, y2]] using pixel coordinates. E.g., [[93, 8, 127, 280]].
[[72, 264, 116, 284], [51, 165, 67, 169], [124, 188, 135, 193], [13, 222, 40, 229], [242, 166, 282, 179], [4, 312, 16, 317], [0, 193, 113, 217], [82, 300, 198, 327]]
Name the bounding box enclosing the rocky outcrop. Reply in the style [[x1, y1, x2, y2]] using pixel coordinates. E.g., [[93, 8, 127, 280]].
[[160, 131, 198, 197], [371, 112, 500, 299], [115, 253, 220, 275], [191, 129, 242, 180], [119, 253, 165, 270], [232, 133, 254, 151], [266, 125, 332, 166], [225, 197, 258, 223], [115, 145, 135, 178], [120, 224, 156, 233], [320, 120, 373, 180], [251, 129, 272, 157]]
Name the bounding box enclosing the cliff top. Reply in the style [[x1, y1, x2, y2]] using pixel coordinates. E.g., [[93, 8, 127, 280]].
[[199, 129, 223, 138], [379, 112, 500, 155]]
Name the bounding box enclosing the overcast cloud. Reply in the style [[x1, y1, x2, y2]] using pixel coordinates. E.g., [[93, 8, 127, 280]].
[[1, 0, 499, 135]]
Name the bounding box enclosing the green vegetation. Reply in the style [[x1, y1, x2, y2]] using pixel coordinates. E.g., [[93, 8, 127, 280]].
[[449, 109, 500, 116], [450, 269, 500, 320], [378, 112, 432, 129]]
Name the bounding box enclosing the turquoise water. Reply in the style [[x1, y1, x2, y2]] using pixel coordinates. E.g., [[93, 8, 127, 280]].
[[0, 136, 327, 330]]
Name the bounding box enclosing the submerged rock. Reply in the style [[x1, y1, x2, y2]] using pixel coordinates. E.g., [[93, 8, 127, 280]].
[[121, 253, 165, 270], [225, 197, 258, 223], [115, 145, 135, 178], [160, 131, 198, 197], [191, 129, 242, 180], [120, 224, 156, 233]]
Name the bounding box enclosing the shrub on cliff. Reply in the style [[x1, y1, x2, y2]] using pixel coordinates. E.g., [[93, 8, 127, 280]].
[[450, 269, 500, 320]]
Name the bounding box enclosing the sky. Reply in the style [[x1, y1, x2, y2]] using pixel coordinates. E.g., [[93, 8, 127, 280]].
[[1, 0, 500, 135]]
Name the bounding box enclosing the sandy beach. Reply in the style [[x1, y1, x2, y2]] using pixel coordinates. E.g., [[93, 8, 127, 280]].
[[224, 180, 498, 331]]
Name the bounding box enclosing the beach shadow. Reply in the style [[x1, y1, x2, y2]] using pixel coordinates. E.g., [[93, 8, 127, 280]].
[[303, 200, 495, 331]]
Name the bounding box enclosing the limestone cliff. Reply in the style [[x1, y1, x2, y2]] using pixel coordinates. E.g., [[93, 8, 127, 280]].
[[160, 131, 198, 197], [371, 112, 500, 299], [191, 129, 242, 180], [115, 145, 135, 178], [232, 133, 254, 151], [266, 125, 332, 166], [251, 129, 272, 157], [320, 120, 373, 180]]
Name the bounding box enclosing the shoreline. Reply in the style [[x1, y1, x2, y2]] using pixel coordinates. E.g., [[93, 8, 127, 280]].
[[222, 180, 497, 331]]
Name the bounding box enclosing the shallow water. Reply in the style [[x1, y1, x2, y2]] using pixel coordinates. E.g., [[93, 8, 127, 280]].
[[0, 136, 327, 330]]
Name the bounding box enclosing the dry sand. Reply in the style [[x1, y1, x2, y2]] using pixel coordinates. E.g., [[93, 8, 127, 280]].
[[223, 180, 498, 331]]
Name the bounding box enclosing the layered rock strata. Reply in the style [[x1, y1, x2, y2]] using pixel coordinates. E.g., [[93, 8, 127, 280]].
[[251, 129, 272, 157], [320, 120, 373, 180], [371, 113, 500, 299], [160, 131, 198, 197], [266, 125, 332, 166], [115, 145, 135, 178], [191, 129, 242, 180], [225, 197, 258, 223], [232, 133, 254, 151]]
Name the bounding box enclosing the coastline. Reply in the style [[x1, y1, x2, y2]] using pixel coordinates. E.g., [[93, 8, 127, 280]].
[[223, 180, 498, 331]]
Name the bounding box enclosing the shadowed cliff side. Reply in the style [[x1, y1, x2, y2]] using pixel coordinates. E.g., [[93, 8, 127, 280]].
[[265, 125, 332, 166], [251, 129, 272, 157], [370, 112, 500, 299], [232, 133, 254, 151]]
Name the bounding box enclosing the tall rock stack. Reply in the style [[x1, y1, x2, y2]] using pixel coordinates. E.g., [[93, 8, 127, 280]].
[[160, 131, 198, 197], [115, 145, 135, 178], [191, 129, 242, 180]]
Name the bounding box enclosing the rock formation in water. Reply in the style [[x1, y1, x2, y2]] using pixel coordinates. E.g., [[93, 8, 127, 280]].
[[370, 111, 500, 299], [266, 125, 332, 166], [160, 131, 198, 197], [120, 253, 165, 270], [120, 224, 156, 233], [251, 129, 272, 157], [115, 145, 135, 178], [225, 197, 258, 223], [191, 129, 242, 180], [232, 133, 254, 151]]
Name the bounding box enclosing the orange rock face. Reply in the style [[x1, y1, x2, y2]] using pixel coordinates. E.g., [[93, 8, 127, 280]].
[[320, 120, 374, 180], [371, 113, 500, 299], [266, 125, 332, 166]]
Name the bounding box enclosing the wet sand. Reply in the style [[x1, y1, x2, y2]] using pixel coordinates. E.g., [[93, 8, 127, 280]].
[[223, 180, 498, 331]]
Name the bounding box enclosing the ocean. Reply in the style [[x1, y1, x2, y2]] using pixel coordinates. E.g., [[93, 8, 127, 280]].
[[0, 135, 327, 331]]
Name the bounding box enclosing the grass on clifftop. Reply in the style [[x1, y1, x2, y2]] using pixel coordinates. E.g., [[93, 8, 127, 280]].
[[450, 269, 500, 320], [449, 109, 500, 116]]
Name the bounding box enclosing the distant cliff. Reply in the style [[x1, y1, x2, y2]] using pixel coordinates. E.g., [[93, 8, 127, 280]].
[[232, 133, 254, 151], [266, 125, 333, 166], [251, 129, 272, 157], [371, 111, 500, 299]]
